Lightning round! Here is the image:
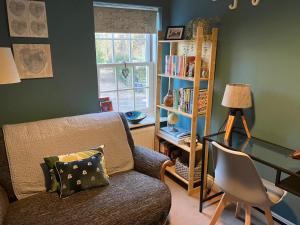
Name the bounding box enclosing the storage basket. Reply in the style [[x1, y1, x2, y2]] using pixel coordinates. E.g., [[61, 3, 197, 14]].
[[175, 158, 202, 181]]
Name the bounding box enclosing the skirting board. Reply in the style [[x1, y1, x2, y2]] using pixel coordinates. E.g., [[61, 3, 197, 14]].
[[206, 175, 296, 225]]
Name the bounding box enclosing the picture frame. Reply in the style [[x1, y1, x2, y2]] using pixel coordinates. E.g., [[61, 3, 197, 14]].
[[165, 26, 185, 40]]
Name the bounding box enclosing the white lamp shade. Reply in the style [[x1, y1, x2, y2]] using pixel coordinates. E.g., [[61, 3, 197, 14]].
[[221, 83, 252, 109], [0, 47, 21, 84]]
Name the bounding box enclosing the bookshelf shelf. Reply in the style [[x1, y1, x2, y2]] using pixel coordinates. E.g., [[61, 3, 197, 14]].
[[157, 104, 206, 119], [157, 104, 192, 118], [166, 166, 201, 184], [158, 35, 212, 43], [158, 74, 209, 82], [157, 130, 202, 153], [155, 25, 219, 194]]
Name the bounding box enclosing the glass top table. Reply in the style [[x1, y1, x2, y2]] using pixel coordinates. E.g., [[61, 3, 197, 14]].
[[199, 129, 300, 215], [206, 130, 300, 178]]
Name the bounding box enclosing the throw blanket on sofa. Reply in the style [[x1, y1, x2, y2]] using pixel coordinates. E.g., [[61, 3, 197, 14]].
[[3, 112, 134, 200]]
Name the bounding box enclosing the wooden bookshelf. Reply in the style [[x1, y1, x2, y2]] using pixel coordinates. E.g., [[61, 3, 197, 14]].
[[155, 25, 219, 195]]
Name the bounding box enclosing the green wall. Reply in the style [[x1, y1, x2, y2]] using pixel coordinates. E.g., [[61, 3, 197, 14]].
[[0, 0, 100, 126], [170, 0, 300, 223], [0, 0, 170, 126]]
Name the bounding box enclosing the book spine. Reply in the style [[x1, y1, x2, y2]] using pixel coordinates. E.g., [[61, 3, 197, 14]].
[[173, 89, 178, 110], [189, 89, 194, 114], [165, 55, 168, 75], [179, 88, 183, 112], [198, 89, 208, 113], [169, 56, 171, 75]]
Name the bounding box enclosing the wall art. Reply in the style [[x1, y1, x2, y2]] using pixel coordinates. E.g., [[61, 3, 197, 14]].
[[13, 44, 53, 79], [7, 0, 48, 38]]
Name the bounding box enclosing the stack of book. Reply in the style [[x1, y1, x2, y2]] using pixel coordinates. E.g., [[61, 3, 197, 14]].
[[160, 126, 191, 140], [99, 97, 113, 112], [172, 89, 208, 114], [165, 55, 196, 77]]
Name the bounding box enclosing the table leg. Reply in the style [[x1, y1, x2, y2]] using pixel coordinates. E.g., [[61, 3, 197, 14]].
[[275, 170, 282, 185], [199, 138, 206, 212]]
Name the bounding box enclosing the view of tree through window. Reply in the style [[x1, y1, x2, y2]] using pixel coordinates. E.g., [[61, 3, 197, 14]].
[[95, 33, 154, 113]]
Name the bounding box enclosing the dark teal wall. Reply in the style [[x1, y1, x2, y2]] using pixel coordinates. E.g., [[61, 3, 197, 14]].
[[170, 0, 300, 223], [0, 0, 170, 126], [0, 0, 99, 126]]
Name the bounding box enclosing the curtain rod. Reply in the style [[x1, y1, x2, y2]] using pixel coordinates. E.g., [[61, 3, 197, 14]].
[[93, 2, 159, 12]]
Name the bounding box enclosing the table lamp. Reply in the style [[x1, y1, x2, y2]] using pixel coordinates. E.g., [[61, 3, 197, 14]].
[[0, 47, 21, 84], [222, 83, 252, 141]]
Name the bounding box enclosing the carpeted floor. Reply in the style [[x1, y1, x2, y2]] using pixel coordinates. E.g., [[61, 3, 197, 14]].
[[165, 175, 279, 225]]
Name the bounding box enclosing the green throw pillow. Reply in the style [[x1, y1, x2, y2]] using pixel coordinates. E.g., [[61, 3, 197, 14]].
[[44, 145, 107, 192], [55, 152, 109, 198]]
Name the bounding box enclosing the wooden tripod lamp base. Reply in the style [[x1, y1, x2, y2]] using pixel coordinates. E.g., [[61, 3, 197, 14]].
[[224, 109, 251, 141]]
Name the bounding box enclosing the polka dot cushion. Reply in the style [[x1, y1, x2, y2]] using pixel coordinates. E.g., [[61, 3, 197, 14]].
[[44, 145, 108, 192], [55, 152, 109, 198]]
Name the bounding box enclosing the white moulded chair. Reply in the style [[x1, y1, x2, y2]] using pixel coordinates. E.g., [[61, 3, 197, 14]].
[[209, 141, 287, 225]]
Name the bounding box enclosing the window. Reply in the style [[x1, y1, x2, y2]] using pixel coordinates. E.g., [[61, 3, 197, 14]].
[[95, 33, 156, 113]]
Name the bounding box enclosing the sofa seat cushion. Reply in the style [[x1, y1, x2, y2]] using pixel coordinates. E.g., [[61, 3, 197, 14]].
[[4, 171, 171, 225]]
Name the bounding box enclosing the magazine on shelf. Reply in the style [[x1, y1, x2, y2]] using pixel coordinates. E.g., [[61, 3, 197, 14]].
[[160, 126, 191, 140]]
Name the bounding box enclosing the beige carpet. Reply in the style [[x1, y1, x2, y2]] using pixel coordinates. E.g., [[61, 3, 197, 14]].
[[165, 176, 279, 225]]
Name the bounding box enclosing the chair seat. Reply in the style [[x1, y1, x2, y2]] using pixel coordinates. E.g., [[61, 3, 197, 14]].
[[262, 178, 287, 205]]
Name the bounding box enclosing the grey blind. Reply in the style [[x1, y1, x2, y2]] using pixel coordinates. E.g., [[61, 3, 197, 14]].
[[94, 7, 157, 34]]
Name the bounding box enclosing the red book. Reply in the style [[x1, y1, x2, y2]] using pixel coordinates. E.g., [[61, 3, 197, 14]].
[[185, 56, 196, 77], [100, 101, 113, 112]]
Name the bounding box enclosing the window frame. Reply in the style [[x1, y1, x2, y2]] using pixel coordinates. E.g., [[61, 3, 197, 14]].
[[95, 33, 156, 114]]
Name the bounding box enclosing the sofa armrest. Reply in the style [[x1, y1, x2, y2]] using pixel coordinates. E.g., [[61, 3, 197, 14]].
[[0, 185, 9, 224], [133, 146, 173, 181]]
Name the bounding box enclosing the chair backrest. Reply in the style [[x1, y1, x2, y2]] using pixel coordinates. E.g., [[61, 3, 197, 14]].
[[212, 141, 272, 207]]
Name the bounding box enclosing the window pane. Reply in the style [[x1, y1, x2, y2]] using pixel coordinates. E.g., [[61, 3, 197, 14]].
[[131, 39, 146, 62], [114, 40, 130, 63], [131, 34, 146, 39], [118, 90, 134, 112], [134, 66, 149, 88], [100, 91, 118, 111], [113, 33, 130, 39], [135, 88, 149, 110], [98, 67, 116, 92], [116, 65, 133, 90], [96, 40, 112, 64], [95, 33, 112, 39]]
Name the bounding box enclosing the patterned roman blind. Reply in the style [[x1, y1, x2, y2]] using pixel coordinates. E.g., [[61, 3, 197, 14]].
[[94, 6, 157, 34]]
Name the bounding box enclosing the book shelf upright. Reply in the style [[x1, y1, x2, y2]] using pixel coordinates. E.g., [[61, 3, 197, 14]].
[[155, 25, 218, 194]]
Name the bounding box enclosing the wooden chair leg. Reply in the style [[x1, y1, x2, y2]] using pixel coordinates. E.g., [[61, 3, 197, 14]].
[[265, 208, 275, 225], [209, 194, 229, 225], [235, 202, 242, 218], [245, 206, 251, 225]]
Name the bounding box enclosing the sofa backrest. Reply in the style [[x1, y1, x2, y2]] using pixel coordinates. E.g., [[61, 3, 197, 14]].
[[1, 112, 134, 200], [0, 131, 16, 201]]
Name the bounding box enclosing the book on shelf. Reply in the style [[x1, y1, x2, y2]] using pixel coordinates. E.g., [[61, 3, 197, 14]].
[[160, 126, 191, 140], [172, 88, 208, 114], [164, 55, 195, 77]]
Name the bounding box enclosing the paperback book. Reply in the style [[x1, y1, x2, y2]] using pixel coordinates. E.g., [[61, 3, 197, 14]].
[[165, 55, 195, 77], [172, 88, 208, 114]]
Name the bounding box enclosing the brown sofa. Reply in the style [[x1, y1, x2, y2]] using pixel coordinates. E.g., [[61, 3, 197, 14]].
[[0, 113, 172, 225]]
